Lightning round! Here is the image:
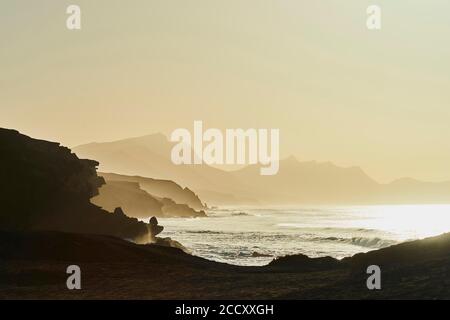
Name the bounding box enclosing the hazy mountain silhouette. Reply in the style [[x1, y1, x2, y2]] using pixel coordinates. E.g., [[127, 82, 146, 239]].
[[73, 134, 258, 204], [0, 128, 150, 241], [74, 134, 450, 205], [228, 156, 380, 204]]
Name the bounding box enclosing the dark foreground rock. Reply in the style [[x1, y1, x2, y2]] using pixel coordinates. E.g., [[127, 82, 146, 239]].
[[268, 254, 341, 272], [0, 128, 149, 241], [0, 230, 449, 299]]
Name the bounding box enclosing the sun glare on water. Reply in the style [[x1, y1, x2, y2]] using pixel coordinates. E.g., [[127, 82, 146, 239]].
[[346, 205, 450, 241]]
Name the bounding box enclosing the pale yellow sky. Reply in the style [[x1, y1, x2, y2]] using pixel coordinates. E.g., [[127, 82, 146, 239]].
[[1, 0, 450, 183]]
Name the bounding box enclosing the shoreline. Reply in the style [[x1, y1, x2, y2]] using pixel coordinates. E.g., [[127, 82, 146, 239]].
[[154, 205, 448, 266], [1, 230, 449, 299]]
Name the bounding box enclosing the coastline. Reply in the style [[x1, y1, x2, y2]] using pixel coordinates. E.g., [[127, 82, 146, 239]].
[[1, 230, 449, 299]]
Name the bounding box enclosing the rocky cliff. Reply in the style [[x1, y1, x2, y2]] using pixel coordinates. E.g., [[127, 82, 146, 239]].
[[92, 173, 206, 218], [0, 128, 150, 241]]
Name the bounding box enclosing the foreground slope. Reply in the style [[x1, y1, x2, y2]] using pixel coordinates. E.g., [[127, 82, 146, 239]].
[[1, 230, 449, 299]]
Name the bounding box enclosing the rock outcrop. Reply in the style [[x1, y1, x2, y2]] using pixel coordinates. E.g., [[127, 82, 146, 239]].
[[160, 198, 207, 218], [0, 128, 149, 241], [149, 216, 163, 241], [91, 181, 164, 218], [91, 177, 206, 218], [100, 172, 205, 210]]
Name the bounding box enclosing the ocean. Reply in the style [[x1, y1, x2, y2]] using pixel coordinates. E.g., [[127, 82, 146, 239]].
[[150, 205, 450, 266]]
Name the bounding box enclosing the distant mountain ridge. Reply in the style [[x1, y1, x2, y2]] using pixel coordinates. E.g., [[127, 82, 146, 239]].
[[74, 134, 251, 204], [74, 133, 450, 205]]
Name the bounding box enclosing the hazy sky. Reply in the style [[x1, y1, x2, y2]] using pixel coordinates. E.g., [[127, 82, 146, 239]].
[[1, 0, 450, 183]]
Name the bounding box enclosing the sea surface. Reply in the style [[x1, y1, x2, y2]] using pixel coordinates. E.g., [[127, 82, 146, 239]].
[[150, 205, 450, 266]]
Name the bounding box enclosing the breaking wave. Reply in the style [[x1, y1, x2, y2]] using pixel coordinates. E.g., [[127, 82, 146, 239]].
[[314, 236, 398, 248]]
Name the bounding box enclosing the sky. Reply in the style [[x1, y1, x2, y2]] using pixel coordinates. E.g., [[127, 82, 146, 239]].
[[1, 0, 450, 183]]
